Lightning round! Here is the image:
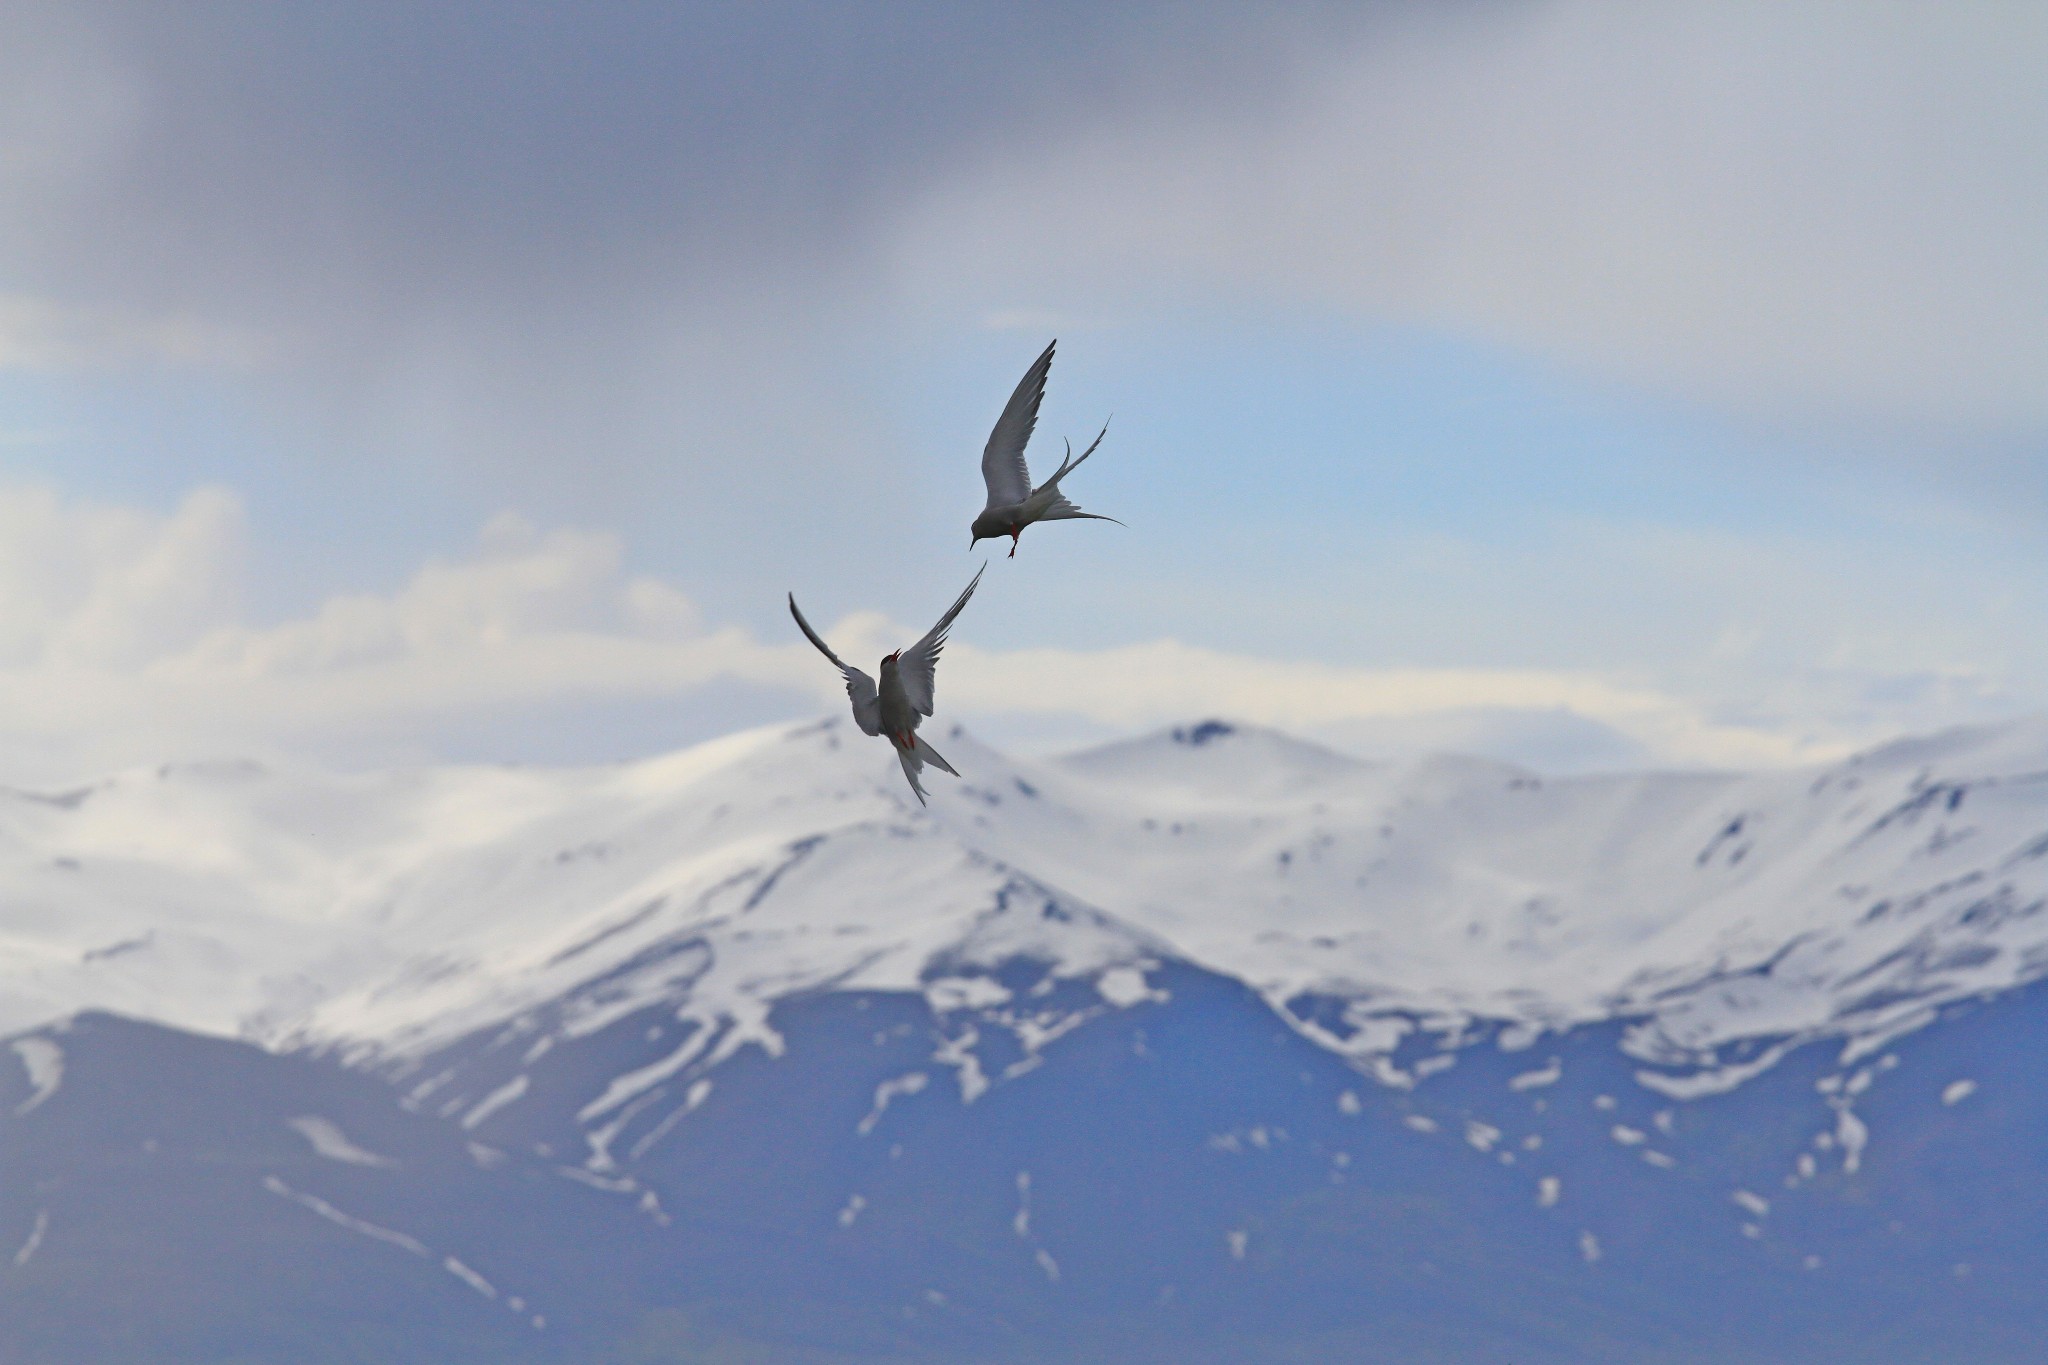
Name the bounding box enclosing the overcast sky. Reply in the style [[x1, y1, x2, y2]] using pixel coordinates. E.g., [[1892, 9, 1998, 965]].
[[0, 1, 2043, 781]]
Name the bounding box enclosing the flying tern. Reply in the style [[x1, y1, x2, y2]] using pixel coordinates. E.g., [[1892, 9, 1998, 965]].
[[788, 565, 984, 805], [970, 339, 1120, 557]]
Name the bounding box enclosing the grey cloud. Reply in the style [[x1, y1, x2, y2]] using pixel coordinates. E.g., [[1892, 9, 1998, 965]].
[[3, 4, 1332, 295], [891, 2, 2048, 442], [0, 1, 1391, 617], [0, 3, 1373, 374], [11, 2, 2041, 446]]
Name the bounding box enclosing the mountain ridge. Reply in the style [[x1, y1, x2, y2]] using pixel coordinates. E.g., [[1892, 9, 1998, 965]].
[[7, 713, 2048, 1085]]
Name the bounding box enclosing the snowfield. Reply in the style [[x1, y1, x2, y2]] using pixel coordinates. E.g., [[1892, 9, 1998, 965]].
[[4, 715, 2047, 1104]]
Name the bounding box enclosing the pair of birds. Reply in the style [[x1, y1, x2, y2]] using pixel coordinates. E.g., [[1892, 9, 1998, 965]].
[[789, 340, 1118, 804]]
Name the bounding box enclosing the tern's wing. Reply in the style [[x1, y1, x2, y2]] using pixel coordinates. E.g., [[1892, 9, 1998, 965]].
[[981, 340, 1054, 511], [896, 564, 984, 716], [789, 593, 882, 735]]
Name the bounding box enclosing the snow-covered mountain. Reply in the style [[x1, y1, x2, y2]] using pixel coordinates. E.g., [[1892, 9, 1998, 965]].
[[5, 716, 2048, 1362], [9, 713, 2045, 1091]]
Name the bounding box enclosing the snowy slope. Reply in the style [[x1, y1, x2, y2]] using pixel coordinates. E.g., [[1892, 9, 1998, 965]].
[[3, 715, 2047, 1111], [961, 718, 2048, 1095]]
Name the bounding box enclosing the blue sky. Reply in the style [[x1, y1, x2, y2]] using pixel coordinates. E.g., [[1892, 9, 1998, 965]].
[[0, 2, 2042, 779]]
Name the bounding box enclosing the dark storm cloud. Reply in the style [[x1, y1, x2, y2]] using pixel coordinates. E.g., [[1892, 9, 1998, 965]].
[[0, 0, 1397, 596], [1, 2, 1367, 328]]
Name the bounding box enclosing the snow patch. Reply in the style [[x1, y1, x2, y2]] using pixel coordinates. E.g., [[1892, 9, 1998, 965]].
[[924, 976, 1011, 1013], [626, 1078, 713, 1162], [461, 1074, 528, 1131], [1636, 1043, 1793, 1100], [932, 1027, 989, 1103], [13, 1211, 48, 1267], [857, 1072, 929, 1136], [576, 1026, 714, 1122], [443, 1256, 496, 1299], [582, 1087, 665, 1172], [1835, 1106, 1868, 1174], [1096, 966, 1168, 1008], [287, 1116, 398, 1169], [263, 1176, 427, 1257], [10, 1038, 63, 1115]]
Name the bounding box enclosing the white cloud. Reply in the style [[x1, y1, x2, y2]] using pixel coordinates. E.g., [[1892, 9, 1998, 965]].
[[0, 484, 244, 666], [0, 484, 2022, 784], [0, 293, 264, 372], [937, 641, 1850, 771], [0, 491, 799, 780]]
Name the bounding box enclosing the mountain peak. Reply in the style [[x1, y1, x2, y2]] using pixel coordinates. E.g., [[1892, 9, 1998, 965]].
[[1055, 718, 1367, 797]]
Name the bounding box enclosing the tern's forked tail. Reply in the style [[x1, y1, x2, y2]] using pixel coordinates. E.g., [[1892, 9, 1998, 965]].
[[1043, 416, 1111, 490], [894, 733, 959, 806]]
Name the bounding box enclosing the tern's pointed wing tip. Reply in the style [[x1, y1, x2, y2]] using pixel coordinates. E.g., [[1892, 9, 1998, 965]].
[[981, 342, 1060, 509]]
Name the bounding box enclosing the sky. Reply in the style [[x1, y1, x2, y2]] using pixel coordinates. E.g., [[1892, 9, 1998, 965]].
[[0, 0, 2043, 782]]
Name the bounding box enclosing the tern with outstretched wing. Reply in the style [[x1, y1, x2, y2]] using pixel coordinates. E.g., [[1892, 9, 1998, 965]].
[[788, 564, 985, 804], [969, 340, 1121, 557]]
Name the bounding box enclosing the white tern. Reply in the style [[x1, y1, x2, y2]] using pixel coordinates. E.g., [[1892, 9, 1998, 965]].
[[970, 339, 1120, 557], [788, 565, 985, 805]]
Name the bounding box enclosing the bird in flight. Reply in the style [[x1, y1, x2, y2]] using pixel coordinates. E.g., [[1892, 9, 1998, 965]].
[[789, 565, 985, 805], [970, 340, 1121, 558]]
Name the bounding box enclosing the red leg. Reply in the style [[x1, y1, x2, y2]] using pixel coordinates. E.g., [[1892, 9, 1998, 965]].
[[1008, 530, 1020, 558]]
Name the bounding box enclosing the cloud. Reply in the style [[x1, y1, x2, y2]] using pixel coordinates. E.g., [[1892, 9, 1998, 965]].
[[937, 641, 1857, 771], [0, 1, 2039, 660], [0, 489, 803, 778], [0, 2, 1360, 471], [8, 2, 2037, 524], [0, 484, 244, 666], [893, 3, 2048, 440], [0, 483, 2019, 783], [0, 293, 263, 372]]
